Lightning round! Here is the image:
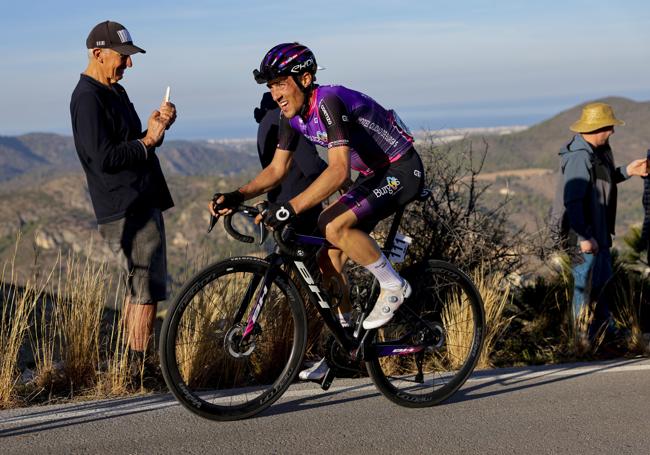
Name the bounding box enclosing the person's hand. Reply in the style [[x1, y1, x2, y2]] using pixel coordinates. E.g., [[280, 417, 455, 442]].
[[159, 101, 177, 130], [141, 110, 167, 148], [259, 201, 296, 231], [626, 158, 648, 177], [209, 190, 245, 217], [579, 238, 599, 254]]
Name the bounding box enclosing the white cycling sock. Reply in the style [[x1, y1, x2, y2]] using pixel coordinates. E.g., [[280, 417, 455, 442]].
[[364, 253, 403, 290]]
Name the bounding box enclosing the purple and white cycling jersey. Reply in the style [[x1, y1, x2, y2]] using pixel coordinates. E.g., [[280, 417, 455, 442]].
[[277, 85, 414, 175]]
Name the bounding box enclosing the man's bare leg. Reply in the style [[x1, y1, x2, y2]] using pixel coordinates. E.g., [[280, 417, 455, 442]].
[[124, 295, 157, 353], [318, 203, 383, 266]]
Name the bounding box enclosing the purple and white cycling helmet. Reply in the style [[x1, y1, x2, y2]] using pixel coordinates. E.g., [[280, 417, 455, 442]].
[[253, 42, 318, 86]]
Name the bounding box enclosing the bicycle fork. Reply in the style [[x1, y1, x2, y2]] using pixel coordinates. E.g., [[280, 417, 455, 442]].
[[234, 257, 281, 343]]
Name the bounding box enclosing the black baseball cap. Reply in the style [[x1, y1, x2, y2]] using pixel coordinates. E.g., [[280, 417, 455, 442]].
[[86, 21, 146, 55]]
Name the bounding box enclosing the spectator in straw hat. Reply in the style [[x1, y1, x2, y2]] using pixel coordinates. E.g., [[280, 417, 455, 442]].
[[555, 102, 647, 344]]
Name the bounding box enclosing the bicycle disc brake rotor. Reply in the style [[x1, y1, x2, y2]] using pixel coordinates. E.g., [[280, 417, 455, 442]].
[[224, 323, 258, 358]]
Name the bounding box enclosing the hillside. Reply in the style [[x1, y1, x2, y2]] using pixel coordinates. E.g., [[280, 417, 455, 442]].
[[0, 133, 259, 181], [471, 96, 650, 172], [0, 171, 266, 303], [0, 133, 264, 299]]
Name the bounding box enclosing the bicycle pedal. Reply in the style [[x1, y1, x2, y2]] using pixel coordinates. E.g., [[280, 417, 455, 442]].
[[320, 368, 335, 391]]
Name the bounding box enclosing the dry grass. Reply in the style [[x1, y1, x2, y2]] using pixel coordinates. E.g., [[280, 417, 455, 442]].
[[567, 303, 606, 356], [55, 251, 108, 390], [610, 271, 650, 356], [440, 288, 475, 371], [471, 269, 512, 369], [95, 304, 131, 397], [1, 233, 150, 407], [0, 234, 50, 407]]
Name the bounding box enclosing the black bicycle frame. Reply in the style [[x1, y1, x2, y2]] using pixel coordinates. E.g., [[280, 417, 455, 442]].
[[235, 205, 431, 358]]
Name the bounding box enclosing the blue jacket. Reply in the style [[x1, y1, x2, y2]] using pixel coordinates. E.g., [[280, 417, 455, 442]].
[[559, 134, 628, 248]]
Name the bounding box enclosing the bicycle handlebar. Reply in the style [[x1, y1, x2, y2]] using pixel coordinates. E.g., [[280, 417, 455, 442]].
[[212, 204, 309, 259], [223, 210, 255, 243]]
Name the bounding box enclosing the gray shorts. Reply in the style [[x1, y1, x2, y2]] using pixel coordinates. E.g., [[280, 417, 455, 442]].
[[98, 208, 168, 304]]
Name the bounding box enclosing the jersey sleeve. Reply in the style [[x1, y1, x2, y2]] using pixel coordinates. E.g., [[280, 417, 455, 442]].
[[318, 94, 351, 148], [277, 115, 299, 152]]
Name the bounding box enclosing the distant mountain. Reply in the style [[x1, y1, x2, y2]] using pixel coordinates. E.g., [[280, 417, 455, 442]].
[[468, 96, 650, 172], [0, 133, 260, 181]]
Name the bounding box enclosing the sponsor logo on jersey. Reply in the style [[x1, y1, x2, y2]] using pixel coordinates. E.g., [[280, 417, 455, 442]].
[[320, 104, 333, 126], [373, 176, 402, 198], [317, 131, 328, 142], [414, 170, 421, 178]]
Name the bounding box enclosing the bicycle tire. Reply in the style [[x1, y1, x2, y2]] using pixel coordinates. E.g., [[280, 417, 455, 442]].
[[160, 256, 307, 420], [365, 260, 485, 407]]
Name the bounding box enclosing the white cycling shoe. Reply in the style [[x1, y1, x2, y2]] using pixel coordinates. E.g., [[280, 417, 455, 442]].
[[362, 279, 412, 330], [298, 358, 330, 381]]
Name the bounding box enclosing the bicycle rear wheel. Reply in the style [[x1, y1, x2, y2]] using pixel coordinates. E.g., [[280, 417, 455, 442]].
[[160, 256, 307, 420], [365, 260, 485, 407]]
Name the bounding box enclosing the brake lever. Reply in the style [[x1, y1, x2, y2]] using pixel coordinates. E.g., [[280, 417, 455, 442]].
[[258, 223, 269, 245], [208, 214, 220, 233]]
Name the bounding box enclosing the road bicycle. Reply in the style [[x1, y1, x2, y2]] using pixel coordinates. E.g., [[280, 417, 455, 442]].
[[160, 191, 485, 420]]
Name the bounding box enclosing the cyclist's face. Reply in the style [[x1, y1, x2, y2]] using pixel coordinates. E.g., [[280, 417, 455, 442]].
[[268, 76, 305, 118]]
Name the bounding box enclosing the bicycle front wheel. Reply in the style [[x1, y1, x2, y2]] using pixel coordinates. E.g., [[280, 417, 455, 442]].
[[365, 260, 485, 407], [160, 256, 307, 420]]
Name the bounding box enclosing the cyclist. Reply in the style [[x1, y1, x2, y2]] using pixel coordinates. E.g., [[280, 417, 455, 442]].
[[209, 43, 425, 376]]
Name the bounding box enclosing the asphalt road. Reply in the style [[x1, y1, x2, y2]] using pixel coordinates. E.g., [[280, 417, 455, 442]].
[[1, 358, 649, 454]]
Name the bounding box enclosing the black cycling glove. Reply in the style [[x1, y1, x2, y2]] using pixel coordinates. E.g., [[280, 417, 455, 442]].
[[262, 202, 296, 230], [212, 190, 245, 211]]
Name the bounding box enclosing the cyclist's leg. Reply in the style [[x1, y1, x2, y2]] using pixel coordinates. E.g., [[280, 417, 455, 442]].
[[319, 204, 409, 328], [320, 149, 425, 328], [316, 246, 351, 324]]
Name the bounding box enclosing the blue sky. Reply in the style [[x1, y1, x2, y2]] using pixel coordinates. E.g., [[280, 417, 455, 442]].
[[1, 0, 650, 139]]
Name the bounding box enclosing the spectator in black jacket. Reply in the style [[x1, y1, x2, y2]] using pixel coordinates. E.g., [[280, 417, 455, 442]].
[[254, 92, 326, 233], [70, 21, 177, 363]]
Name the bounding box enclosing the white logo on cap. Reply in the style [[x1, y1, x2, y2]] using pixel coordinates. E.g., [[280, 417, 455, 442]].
[[117, 29, 132, 43]]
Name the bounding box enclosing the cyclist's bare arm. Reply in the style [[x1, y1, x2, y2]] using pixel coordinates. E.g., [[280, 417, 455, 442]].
[[239, 148, 293, 198], [289, 145, 351, 214]]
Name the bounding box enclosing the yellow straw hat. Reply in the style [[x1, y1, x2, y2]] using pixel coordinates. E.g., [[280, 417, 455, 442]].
[[570, 102, 625, 133]]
